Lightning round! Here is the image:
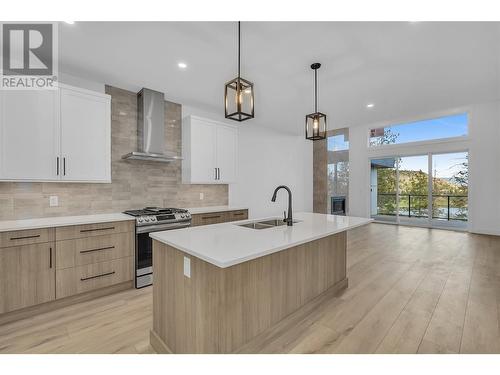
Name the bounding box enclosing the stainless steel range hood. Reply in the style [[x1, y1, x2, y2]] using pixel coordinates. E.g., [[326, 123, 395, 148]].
[[122, 88, 182, 162]]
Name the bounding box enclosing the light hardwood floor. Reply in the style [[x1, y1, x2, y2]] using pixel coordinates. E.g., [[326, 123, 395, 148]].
[[1, 223, 500, 354]]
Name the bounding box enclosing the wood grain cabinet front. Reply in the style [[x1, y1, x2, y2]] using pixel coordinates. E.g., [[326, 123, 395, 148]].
[[0, 242, 55, 314], [191, 212, 227, 226], [0, 228, 54, 248], [56, 256, 134, 299], [56, 221, 134, 241], [226, 210, 248, 222], [56, 232, 134, 269]]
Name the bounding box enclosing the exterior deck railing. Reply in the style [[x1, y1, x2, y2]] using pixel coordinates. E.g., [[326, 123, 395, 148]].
[[376, 193, 468, 221]]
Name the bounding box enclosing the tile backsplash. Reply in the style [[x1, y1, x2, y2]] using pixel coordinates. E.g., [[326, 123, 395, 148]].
[[0, 85, 228, 220]]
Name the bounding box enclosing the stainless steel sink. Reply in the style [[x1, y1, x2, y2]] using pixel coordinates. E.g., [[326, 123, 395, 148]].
[[237, 219, 299, 230]]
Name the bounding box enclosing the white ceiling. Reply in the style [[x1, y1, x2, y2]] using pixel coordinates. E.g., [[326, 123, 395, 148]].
[[59, 22, 500, 135]]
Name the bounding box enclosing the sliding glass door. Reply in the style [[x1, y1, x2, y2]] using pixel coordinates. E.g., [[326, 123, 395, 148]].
[[431, 152, 468, 228], [370, 151, 468, 229]]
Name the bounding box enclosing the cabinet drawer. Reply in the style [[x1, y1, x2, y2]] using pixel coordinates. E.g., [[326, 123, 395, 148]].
[[56, 220, 134, 241], [0, 228, 54, 248], [56, 256, 133, 299], [226, 210, 248, 222], [191, 212, 227, 227], [56, 232, 134, 270]]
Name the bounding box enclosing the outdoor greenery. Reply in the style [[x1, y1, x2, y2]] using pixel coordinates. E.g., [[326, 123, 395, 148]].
[[375, 129, 468, 220]]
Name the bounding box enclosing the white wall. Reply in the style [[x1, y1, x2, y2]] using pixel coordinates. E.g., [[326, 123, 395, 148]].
[[182, 106, 313, 218], [229, 125, 313, 219], [348, 101, 500, 235]]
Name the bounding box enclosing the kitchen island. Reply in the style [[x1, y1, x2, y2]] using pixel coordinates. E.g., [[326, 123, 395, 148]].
[[149, 212, 372, 354]]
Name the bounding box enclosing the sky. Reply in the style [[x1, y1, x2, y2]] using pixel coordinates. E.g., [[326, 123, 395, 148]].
[[382, 113, 468, 144]]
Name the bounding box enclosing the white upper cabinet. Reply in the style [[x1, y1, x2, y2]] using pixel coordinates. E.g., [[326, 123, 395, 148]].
[[0, 84, 111, 183], [215, 124, 237, 183], [182, 116, 238, 184], [60, 87, 111, 182], [0, 90, 60, 181]]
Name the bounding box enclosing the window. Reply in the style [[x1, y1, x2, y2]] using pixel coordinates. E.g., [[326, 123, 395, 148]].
[[327, 129, 349, 215], [369, 113, 468, 147]]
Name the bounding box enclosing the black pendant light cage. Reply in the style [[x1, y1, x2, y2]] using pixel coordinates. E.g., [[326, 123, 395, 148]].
[[225, 21, 255, 121], [306, 63, 327, 140]]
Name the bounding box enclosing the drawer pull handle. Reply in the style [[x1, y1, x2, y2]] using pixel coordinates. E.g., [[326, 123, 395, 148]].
[[80, 226, 115, 233], [202, 215, 221, 220], [233, 213, 245, 216], [80, 246, 115, 254], [10, 234, 41, 241], [80, 271, 115, 281]]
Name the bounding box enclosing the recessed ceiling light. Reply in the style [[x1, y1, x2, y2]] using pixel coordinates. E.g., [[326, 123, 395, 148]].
[[366, 103, 375, 108], [178, 62, 187, 69], [64, 21, 75, 25]]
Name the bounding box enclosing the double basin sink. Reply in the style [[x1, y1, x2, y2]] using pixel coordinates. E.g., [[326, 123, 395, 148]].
[[237, 218, 300, 230]]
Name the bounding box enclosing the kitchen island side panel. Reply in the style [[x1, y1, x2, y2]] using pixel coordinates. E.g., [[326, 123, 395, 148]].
[[151, 232, 346, 354]]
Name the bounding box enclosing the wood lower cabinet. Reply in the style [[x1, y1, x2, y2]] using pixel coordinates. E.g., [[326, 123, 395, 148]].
[[55, 221, 135, 299], [191, 209, 248, 227], [55, 220, 133, 241], [0, 219, 134, 320], [56, 232, 134, 269], [56, 256, 134, 299], [0, 242, 55, 314]]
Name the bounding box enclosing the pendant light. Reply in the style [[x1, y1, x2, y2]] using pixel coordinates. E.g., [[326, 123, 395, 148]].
[[305, 63, 326, 140], [224, 21, 254, 121]]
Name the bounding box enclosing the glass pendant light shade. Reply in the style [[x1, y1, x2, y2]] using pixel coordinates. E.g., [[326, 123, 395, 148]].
[[225, 21, 254, 122], [225, 76, 254, 121], [305, 112, 327, 140], [305, 63, 327, 140]]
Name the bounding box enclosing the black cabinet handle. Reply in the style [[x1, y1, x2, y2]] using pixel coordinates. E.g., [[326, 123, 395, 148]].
[[81, 271, 115, 281], [63, 157, 66, 176], [10, 234, 40, 241], [56, 157, 60, 176], [49, 247, 52, 268], [214, 167, 217, 180], [80, 226, 115, 233], [80, 246, 115, 254]]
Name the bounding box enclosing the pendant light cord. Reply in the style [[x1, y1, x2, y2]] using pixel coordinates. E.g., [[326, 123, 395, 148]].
[[314, 68, 318, 113], [238, 21, 241, 79]]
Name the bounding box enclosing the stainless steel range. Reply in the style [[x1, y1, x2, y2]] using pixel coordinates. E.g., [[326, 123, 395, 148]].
[[123, 207, 191, 288]]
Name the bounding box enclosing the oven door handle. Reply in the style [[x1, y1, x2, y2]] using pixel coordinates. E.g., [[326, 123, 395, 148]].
[[136, 221, 191, 234]]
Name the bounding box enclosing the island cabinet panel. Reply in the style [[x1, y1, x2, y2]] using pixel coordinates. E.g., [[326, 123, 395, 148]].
[[151, 232, 347, 353]]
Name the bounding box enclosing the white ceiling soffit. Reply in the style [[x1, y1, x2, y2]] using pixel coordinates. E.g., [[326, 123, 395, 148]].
[[59, 21, 500, 135]]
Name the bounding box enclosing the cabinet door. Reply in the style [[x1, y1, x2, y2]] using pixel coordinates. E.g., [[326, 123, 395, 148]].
[[60, 88, 111, 182], [0, 243, 55, 314], [190, 118, 217, 183], [0, 90, 60, 181], [216, 125, 237, 183]]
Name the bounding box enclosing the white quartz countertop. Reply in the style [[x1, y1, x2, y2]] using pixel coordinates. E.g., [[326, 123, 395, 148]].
[[0, 213, 134, 232], [150, 212, 372, 268], [187, 206, 249, 214]]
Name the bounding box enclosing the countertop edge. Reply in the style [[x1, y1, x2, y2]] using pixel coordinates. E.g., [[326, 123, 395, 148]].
[[150, 216, 373, 268], [0, 213, 135, 232]]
